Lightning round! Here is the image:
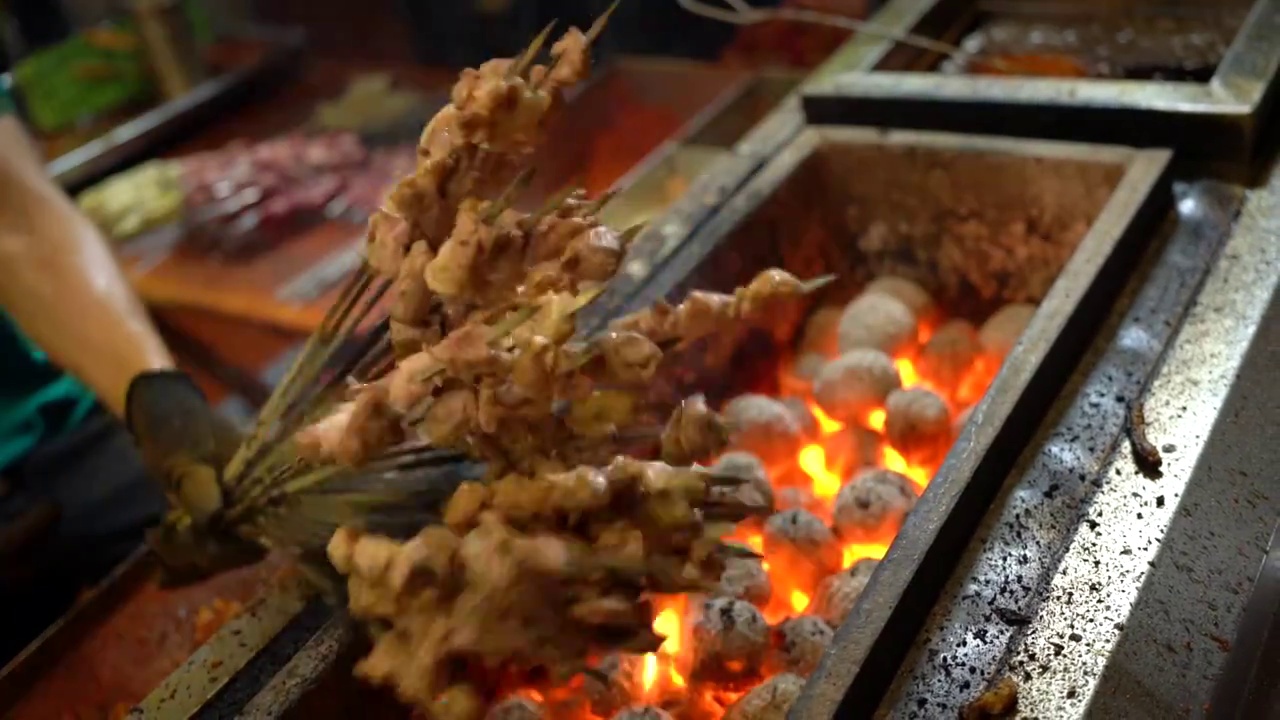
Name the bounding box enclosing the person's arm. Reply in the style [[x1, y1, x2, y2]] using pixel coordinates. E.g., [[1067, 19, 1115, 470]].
[[0, 115, 173, 418]]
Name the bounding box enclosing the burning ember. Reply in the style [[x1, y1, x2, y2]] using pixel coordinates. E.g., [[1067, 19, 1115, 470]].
[[494, 276, 1027, 719]]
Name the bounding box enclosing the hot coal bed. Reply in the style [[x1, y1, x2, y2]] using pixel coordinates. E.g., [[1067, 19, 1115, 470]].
[[194, 125, 1170, 720], [573, 127, 1168, 720]]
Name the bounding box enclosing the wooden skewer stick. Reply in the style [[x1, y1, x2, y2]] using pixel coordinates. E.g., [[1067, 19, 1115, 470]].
[[799, 273, 837, 294], [402, 288, 605, 425], [237, 277, 393, 491], [582, 188, 619, 216], [535, 0, 621, 91], [223, 267, 375, 486], [509, 21, 558, 79], [481, 167, 536, 223]]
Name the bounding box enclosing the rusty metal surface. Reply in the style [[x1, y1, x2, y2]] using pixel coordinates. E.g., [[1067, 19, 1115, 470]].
[[598, 72, 804, 232], [127, 577, 313, 719], [801, 0, 1280, 161], [519, 57, 752, 204], [879, 168, 1277, 717], [0, 550, 294, 719], [0, 546, 152, 711]]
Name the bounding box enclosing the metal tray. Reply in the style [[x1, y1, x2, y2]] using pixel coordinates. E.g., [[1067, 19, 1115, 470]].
[[578, 82, 810, 334], [604, 126, 1171, 718], [599, 71, 803, 230], [44, 25, 306, 191], [0, 547, 309, 719], [801, 0, 1280, 162]]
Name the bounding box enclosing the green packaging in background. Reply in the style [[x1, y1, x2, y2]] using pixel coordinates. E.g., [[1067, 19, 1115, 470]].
[[183, 0, 214, 47], [12, 22, 155, 135]]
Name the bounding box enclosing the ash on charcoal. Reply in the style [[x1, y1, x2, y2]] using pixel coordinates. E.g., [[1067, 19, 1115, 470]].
[[718, 556, 772, 607], [706, 451, 775, 513], [863, 275, 936, 323], [585, 654, 644, 718], [832, 468, 918, 543], [799, 305, 842, 356], [918, 319, 980, 391], [724, 672, 806, 720], [779, 396, 819, 439], [979, 303, 1036, 362], [611, 706, 674, 720], [884, 387, 953, 466], [856, 211, 1085, 305], [692, 597, 771, 682], [772, 615, 834, 676], [763, 509, 842, 584], [837, 293, 917, 356], [811, 559, 880, 627], [722, 394, 804, 466], [485, 696, 543, 720], [813, 349, 901, 425], [775, 485, 824, 515]]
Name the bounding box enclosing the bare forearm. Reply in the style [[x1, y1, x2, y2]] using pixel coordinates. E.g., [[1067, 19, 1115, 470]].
[[0, 117, 172, 417]]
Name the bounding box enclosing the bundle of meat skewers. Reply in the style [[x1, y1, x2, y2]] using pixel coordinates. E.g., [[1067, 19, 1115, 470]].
[[316, 251, 825, 716], [189, 12, 830, 719]]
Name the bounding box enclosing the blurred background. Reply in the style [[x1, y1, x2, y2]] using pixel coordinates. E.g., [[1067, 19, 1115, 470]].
[[0, 0, 873, 419]]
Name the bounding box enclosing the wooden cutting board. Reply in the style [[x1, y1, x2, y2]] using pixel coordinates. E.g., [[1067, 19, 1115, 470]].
[[123, 219, 369, 334]]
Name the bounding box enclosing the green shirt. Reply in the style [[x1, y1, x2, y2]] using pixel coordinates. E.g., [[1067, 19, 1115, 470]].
[[0, 85, 98, 471]]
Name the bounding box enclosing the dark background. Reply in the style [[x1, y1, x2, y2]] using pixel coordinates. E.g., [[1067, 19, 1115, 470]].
[[1, 0, 796, 71]]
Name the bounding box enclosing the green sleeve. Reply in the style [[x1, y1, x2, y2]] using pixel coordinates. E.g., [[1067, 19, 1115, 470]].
[[0, 83, 14, 117]]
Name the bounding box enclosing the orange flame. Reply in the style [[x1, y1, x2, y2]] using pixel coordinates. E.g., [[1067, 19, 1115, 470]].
[[542, 304, 998, 719], [810, 403, 845, 434], [894, 357, 920, 387], [956, 355, 998, 407], [881, 445, 930, 491], [638, 598, 690, 699], [641, 653, 658, 694], [654, 608, 682, 656], [842, 542, 889, 568], [798, 444, 841, 501]]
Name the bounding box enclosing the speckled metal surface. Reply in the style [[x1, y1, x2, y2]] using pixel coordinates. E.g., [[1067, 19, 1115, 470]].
[[1209, 522, 1280, 718], [236, 617, 349, 719], [878, 170, 1279, 718], [1086, 252, 1279, 717], [128, 578, 312, 719], [188, 599, 336, 719]]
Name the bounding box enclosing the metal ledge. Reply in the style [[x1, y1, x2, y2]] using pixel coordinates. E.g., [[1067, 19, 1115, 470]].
[[880, 167, 1278, 717], [802, 0, 1280, 162]]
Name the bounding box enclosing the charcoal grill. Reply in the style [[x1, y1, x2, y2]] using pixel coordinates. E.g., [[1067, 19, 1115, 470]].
[[130, 125, 1186, 719], [590, 125, 1176, 718], [802, 0, 1280, 161], [8, 42, 1280, 720], [136, 130, 1275, 720]]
